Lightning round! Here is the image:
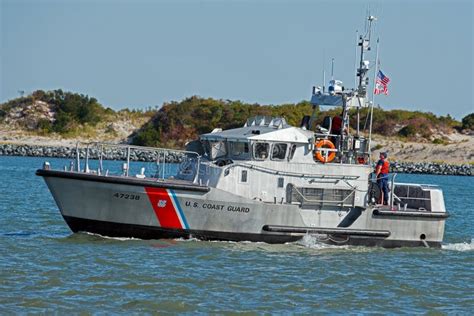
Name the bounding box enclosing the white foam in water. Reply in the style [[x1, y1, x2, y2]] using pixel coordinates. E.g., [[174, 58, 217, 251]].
[[442, 239, 474, 251], [84, 232, 142, 241], [296, 234, 350, 249]]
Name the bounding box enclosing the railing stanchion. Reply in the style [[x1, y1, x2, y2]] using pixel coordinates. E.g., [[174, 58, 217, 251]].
[[99, 144, 103, 175], [390, 173, 397, 209], [163, 151, 167, 180], [126, 146, 131, 177], [194, 155, 201, 184], [75, 143, 80, 172], [84, 144, 90, 173]]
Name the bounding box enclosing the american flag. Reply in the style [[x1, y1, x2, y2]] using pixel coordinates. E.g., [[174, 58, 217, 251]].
[[374, 70, 390, 95]]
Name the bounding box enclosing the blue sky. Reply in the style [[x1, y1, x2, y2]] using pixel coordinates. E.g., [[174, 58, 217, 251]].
[[1, 0, 472, 119]]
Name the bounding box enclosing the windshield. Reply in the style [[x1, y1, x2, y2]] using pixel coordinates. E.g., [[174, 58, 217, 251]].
[[230, 142, 250, 159], [210, 141, 227, 160]]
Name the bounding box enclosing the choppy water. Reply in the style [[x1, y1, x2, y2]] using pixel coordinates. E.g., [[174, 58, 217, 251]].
[[0, 156, 473, 314]]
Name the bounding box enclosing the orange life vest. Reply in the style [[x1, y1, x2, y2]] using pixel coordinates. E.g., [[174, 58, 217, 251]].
[[378, 159, 390, 174]]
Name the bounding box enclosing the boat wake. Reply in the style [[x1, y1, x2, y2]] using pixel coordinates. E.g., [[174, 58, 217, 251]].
[[83, 232, 143, 241], [296, 234, 351, 250], [442, 239, 474, 252]]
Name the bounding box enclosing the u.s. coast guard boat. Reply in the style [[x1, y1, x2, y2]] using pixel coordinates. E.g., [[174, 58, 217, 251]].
[[37, 17, 448, 247]]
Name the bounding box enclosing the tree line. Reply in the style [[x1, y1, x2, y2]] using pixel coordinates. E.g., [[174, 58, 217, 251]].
[[1, 90, 472, 148]]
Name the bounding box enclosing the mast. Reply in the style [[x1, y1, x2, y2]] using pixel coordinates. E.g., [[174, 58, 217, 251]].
[[355, 15, 377, 160], [368, 38, 380, 159], [354, 30, 360, 136], [356, 15, 376, 98], [353, 30, 359, 95]]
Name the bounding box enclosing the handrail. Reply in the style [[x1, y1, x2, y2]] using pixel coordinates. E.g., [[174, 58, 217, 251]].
[[74, 142, 201, 182], [77, 141, 201, 157], [224, 162, 360, 180], [370, 173, 433, 210], [290, 185, 356, 207]]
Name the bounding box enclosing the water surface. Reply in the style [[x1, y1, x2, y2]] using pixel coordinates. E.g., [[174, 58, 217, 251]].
[[0, 157, 472, 313]]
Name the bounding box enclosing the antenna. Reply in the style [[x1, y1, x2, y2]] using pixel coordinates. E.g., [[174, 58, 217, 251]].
[[357, 14, 377, 97], [367, 15, 377, 43], [364, 6, 369, 34], [331, 58, 335, 79], [322, 51, 326, 93], [354, 30, 359, 90], [323, 69, 326, 93]]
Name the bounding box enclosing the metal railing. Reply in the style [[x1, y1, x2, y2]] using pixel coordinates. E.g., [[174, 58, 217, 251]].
[[370, 173, 432, 211], [225, 162, 360, 181], [74, 142, 202, 183], [313, 133, 370, 165], [289, 185, 356, 208]]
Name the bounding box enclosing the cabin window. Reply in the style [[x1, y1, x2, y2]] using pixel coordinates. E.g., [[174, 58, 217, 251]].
[[278, 177, 284, 188], [288, 144, 297, 161], [271, 143, 288, 160], [253, 143, 269, 160], [241, 170, 248, 182], [210, 141, 227, 160], [230, 142, 250, 159]]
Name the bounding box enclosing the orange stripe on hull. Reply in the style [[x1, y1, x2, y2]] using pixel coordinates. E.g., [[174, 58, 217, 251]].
[[145, 187, 182, 229]]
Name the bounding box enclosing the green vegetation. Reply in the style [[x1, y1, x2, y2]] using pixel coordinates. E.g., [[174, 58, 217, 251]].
[[130, 96, 463, 148], [462, 113, 474, 130], [432, 138, 449, 145], [37, 90, 106, 133], [0, 89, 109, 133], [1, 91, 469, 147], [353, 108, 460, 138], [131, 96, 313, 148], [398, 124, 418, 138]]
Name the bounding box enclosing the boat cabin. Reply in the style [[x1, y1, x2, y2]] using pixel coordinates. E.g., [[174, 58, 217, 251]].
[[199, 116, 315, 165], [196, 113, 369, 167]]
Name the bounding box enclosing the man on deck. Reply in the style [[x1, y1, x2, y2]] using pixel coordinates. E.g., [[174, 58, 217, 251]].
[[375, 152, 390, 205]]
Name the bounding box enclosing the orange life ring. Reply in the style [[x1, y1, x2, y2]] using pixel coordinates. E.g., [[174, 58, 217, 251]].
[[314, 139, 336, 163]]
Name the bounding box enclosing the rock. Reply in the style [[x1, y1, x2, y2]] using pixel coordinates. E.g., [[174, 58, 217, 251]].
[[0, 144, 185, 164], [388, 161, 472, 176], [0, 143, 472, 176]]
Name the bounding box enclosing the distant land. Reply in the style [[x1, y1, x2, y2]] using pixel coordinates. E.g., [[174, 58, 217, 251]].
[[1, 89, 473, 164]]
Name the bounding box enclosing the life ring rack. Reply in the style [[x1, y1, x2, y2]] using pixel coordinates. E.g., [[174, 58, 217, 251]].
[[314, 139, 336, 163]]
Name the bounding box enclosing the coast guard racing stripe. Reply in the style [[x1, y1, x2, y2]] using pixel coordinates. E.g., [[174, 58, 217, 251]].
[[145, 187, 189, 229]]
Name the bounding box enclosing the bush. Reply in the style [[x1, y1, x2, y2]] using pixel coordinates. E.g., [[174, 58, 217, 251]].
[[462, 113, 474, 130], [398, 124, 417, 138], [131, 96, 313, 148], [35, 89, 106, 133], [132, 124, 161, 147], [432, 138, 448, 145], [37, 119, 53, 133]]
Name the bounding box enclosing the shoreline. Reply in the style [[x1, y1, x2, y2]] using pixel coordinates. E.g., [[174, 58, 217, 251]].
[[0, 143, 184, 163], [0, 143, 472, 176]]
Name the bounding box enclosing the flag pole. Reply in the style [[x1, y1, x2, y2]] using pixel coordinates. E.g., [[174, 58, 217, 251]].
[[368, 37, 380, 160]]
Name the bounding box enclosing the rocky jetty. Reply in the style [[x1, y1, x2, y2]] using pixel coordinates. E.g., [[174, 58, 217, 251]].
[[0, 143, 185, 163], [390, 161, 472, 176], [0, 143, 472, 175]]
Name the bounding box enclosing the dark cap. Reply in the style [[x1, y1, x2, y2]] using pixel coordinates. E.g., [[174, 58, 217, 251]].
[[380, 152, 388, 158]]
